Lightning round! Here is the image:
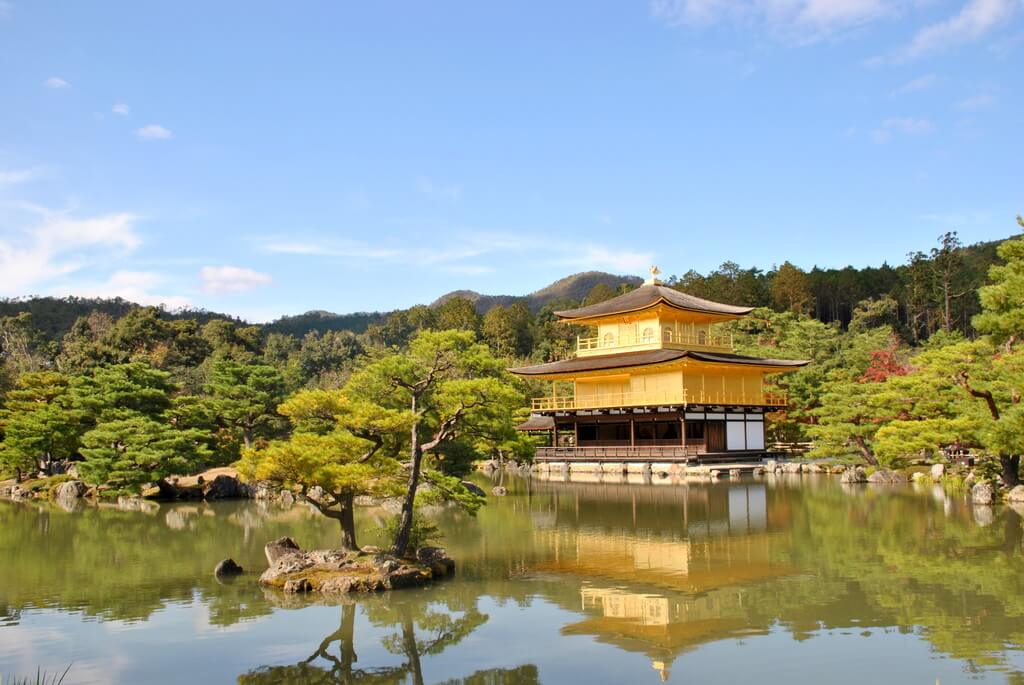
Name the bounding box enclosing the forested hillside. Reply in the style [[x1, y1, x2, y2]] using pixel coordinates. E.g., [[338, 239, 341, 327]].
[[2, 225, 1022, 487]]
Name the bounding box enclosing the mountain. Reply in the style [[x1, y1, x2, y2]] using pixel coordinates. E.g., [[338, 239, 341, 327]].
[[431, 271, 643, 314]]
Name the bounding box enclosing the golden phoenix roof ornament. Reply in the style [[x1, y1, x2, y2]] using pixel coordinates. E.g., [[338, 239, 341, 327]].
[[645, 265, 663, 286]]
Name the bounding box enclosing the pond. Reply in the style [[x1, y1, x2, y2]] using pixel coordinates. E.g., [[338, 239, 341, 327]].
[[2, 474, 1024, 684]]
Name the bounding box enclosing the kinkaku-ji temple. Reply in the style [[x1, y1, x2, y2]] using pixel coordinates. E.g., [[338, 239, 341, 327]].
[[510, 267, 809, 465]]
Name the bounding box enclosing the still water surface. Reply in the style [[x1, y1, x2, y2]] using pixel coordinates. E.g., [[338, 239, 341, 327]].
[[3, 474, 1024, 684]]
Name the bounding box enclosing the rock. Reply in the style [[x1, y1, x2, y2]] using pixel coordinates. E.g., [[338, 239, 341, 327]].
[[279, 490, 295, 506], [867, 469, 907, 484], [415, 546, 454, 576], [729, 468, 742, 479], [972, 482, 996, 505], [54, 480, 86, 500], [930, 463, 946, 481], [66, 464, 80, 479], [752, 467, 765, 476], [840, 467, 868, 484], [283, 578, 313, 593], [265, 536, 302, 565], [307, 485, 325, 502], [203, 474, 244, 500], [492, 486, 508, 496], [460, 481, 486, 497], [831, 465, 847, 474], [1007, 485, 1024, 503], [361, 545, 382, 554], [197, 475, 205, 485], [141, 486, 162, 499], [911, 471, 927, 482], [783, 462, 803, 474], [214, 558, 244, 577], [250, 481, 277, 500], [709, 469, 722, 479], [804, 463, 823, 474]]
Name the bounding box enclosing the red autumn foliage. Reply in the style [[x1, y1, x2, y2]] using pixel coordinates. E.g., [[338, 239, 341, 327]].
[[860, 347, 909, 383]]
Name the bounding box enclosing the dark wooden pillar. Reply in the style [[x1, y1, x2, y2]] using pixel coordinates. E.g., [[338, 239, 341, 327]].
[[630, 418, 635, 447]]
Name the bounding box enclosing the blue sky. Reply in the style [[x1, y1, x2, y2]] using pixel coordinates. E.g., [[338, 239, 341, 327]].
[[1, 1, 1021, 322]]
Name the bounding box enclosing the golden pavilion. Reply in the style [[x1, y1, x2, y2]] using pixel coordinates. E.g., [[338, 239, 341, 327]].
[[510, 267, 808, 462]]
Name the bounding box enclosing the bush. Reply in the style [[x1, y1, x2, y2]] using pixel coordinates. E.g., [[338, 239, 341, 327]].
[[376, 514, 443, 552]]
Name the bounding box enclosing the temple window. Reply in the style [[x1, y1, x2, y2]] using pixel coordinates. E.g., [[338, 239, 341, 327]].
[[602, 332, 615, 347], [642, 327, 655, 343]]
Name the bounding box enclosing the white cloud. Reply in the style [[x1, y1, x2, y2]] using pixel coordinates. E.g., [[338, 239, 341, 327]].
[[259, 232, 653, 277], [56, 270, 191, 309], [199, 265, 273, 294], [0, 167, 39, 186], [651, 0, 900, 42], [892, 73, 937, 94], [135, 124, 172, 140], [903, 0, 1019, 58], [112, 103, 130, 115], [44, 76, 69, 89], [0, 209, 141, 296], [415, 176, 462, 202], [871, 116, 934, 142], [957, 93, 997, 109]]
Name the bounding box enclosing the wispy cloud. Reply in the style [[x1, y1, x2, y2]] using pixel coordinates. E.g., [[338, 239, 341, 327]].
[[199, 265, 273, 294], [112, 103, 130, 115], [903, 0, 1018, 58], [651, 0, 901, 43], [135, 124, 172, 140], [415, 176, 463, 202], [53, 270, 191, 309], [44, 76, 69, 89], [957, 93, 997, 109], [0, 167, 40, 186], [892, 73, 937, 94], [871, 116, 934, 142], [259, 232, 652, 277], [0, 208, 141, 296]]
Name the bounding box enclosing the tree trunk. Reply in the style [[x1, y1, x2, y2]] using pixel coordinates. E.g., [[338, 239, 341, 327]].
[[390, 396, 421, 558], [853, 436, 879, 466], [1001, 454, 1020, 487], [337, 492, 358, 551], [242, 428, 253, 450]]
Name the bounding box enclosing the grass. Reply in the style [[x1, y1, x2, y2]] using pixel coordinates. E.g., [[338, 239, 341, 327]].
[[3, 665, 72, 685]]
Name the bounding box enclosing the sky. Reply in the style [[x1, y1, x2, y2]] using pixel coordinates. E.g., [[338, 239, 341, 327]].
[[0, 1, 1022, 322]]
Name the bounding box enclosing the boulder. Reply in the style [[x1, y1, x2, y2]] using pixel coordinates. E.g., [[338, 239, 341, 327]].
[[260, 547, 437, 594], [265, 536, 302, 565], [203, 474, 244, 500], [911, 471, 927, 482], [54, 480, 86, 500], [729, 468, 742, 479], [250, 481, 278, 500], [1007, 485, 1024, 503], [930, 463, 946, 482], [783, 462, 803, 474], [971, 482, 995, 505], [492, 486, 508, 496], [709, 469, 722, 479], [831, 465, 847, 474], [460, 481, 486, 497], [306, 485, 325, 503], [840, 467, 868, 484], [214, 558, 244, 577], [751, 467, 766, 476], [279, 490, 295, 506], [804, 463, 823, 474], [867, 469, 908, 484]]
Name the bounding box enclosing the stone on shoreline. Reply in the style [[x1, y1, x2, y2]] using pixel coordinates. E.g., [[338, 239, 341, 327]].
[[1007, 485, 1024, 503], [840, 467, 868, 484], [971, 482, 995, 505], [867, 469, 907, 484], [54, 480, 87, 500], [930, 463, 946, 482], [265, 536, 302, 565]]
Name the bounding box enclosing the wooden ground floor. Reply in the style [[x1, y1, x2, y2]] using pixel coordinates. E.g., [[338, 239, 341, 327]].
[[524, 406, 770, 462]]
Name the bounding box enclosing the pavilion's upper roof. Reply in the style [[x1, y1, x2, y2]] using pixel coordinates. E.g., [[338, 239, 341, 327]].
[[509, 348, 809, 377], [554, 283, 754, 321]]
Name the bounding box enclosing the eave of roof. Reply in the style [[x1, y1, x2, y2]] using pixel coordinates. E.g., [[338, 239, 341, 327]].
[[553, 284, 754, 321], [508, 349, 809, 377]]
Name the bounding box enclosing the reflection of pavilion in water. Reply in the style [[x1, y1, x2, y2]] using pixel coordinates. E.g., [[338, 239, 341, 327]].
[[527, 481, 793, 681]]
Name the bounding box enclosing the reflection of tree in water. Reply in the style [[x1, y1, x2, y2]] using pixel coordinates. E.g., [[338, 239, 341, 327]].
[[239, 596, 536, 685]]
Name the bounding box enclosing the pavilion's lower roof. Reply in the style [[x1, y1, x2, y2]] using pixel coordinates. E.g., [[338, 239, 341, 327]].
[[508, 349, 809, 376]]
